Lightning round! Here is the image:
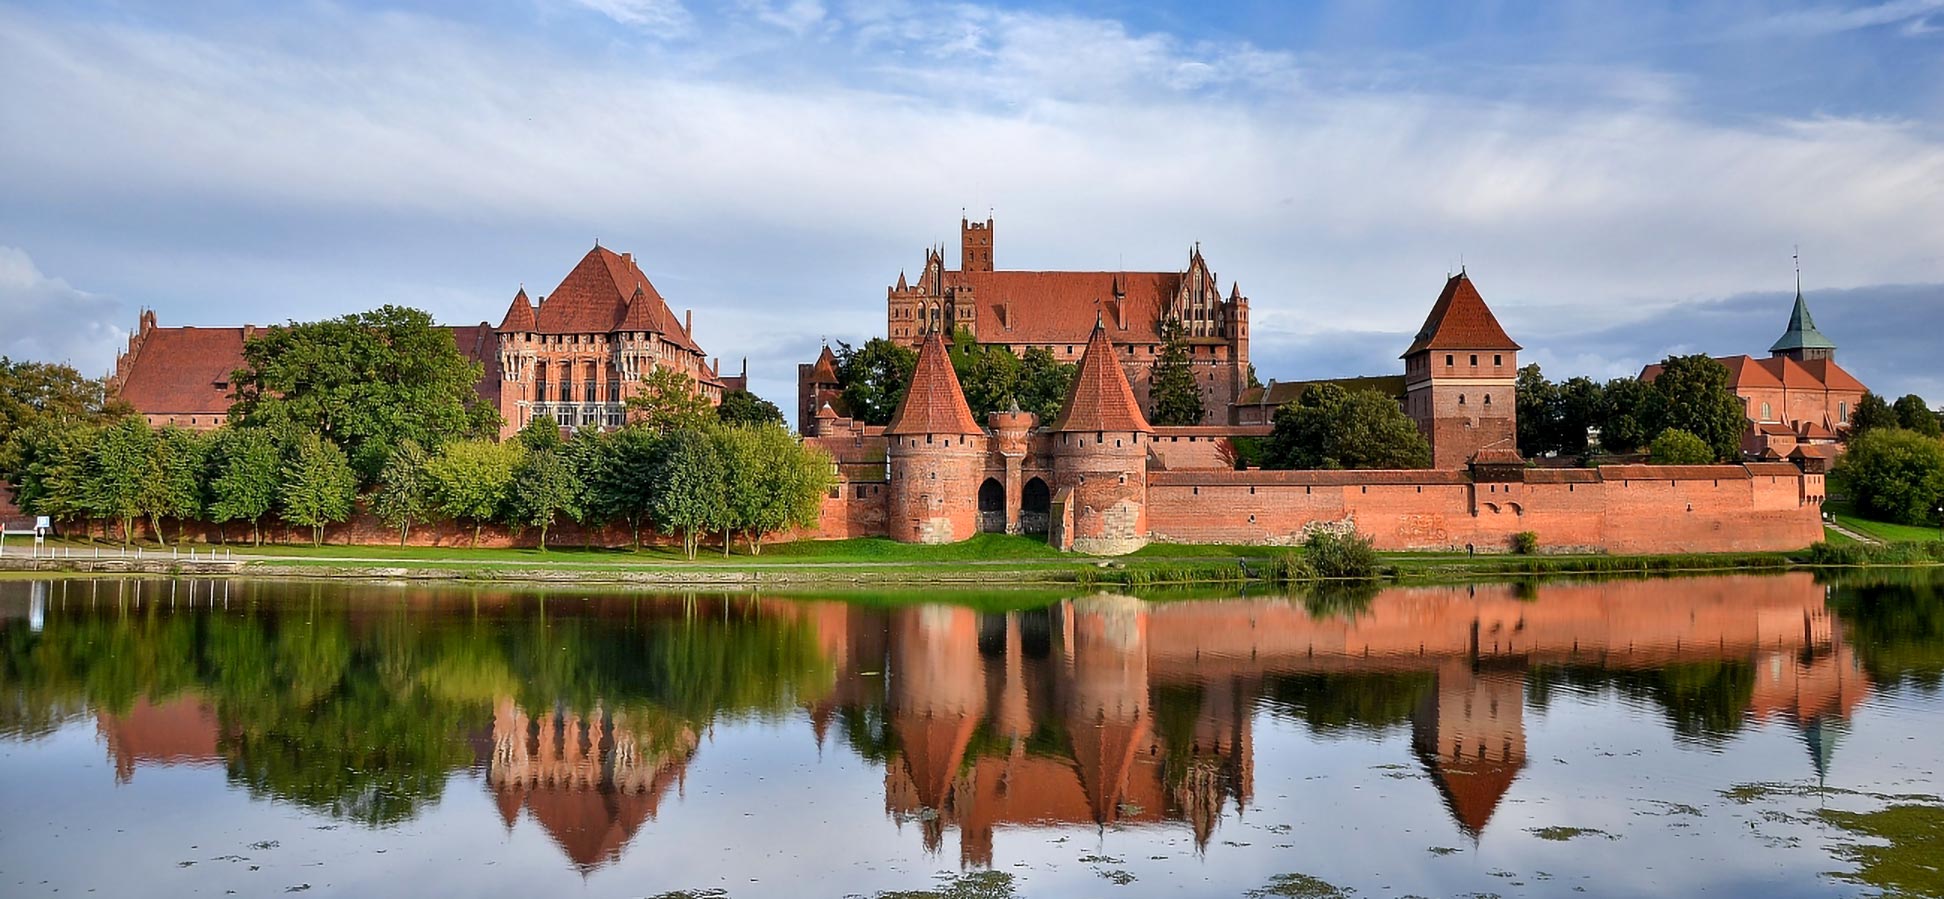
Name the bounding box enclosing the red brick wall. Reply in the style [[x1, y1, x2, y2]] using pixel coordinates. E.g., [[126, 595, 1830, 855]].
[[1051, 431, 1149, 554], [886, 433, 987, 544]]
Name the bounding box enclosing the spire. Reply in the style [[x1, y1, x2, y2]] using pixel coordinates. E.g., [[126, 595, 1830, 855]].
[[1052, 319, 1153, 433], [1770, 272, 1837, 356], [497, 287, 537, 332], [883, 329, 982, 436]]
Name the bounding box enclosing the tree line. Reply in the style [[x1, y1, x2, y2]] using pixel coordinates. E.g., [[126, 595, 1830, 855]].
[[0, 306, 824, 554]]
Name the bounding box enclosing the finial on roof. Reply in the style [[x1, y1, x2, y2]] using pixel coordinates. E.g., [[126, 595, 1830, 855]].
[[1794, 244, 1802, 297]]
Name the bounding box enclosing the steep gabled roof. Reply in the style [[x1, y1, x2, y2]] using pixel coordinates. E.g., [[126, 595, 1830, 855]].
[[1770, 289, 1837, 354], [498, 288, 536, 331], [883, 329, 983, 436], [1403, 272, 1521, 357], [114, 326, 249, 415], [529, 246, 702, 352], [953, 270, 1184, 345], [1052, 321, 1154, 433], [808, 345, 839, 385]]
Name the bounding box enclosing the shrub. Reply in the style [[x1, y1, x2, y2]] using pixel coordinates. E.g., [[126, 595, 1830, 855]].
[[1648, 428, 1714, 465], [1512, 531, 1539, 555], [1304, 529, 1378, 580], [1836, 428, 1944, 526]]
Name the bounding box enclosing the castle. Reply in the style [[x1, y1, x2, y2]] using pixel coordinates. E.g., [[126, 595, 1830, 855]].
[[805, 270, 1825, 555], [805, 217, 1252, 429]]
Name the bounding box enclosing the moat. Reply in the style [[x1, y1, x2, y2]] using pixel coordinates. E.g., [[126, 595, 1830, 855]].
[[3, 573, 1942, 898]]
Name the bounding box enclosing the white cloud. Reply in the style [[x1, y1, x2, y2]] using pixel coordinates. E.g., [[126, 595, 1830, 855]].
[[0, 3, 1940, 406], [1739, 0, 1944, 38], [0, 247, 124, 374], [563, 0, 692, 32]]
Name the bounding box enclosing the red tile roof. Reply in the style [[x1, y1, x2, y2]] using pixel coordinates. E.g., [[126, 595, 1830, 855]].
[[1643, 354, 1866, 395], [114, 326, 249, 415], [497, 289, 536, 331], [1051, 321, 1153, 433], [1151, 469, 1472, 487], [952, 270, 1182, 345], [448, 322, 504, 409], [808, 345, 839, 385], [1792, 358, 1867, 392], [1403, 272, 1520, 356], [1598, 464, 1754, 481], [883, 330, 983, 436], [523, 246, 701, 352]]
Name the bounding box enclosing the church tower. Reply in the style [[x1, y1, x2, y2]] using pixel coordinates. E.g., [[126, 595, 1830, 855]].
[[1402, 272, 1521, 470], [961, 216, 994, 273], [1769, 280, 1837, 363]]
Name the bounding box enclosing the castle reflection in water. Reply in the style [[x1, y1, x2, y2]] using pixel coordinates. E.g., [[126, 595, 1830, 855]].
[[83, 574, 1866, 871]]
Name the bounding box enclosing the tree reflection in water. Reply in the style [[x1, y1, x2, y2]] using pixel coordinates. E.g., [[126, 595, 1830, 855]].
[[0, 571, 1921, 868]]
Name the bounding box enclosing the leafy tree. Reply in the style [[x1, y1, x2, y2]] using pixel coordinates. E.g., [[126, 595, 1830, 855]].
[[88, 417, 155, 543], [716, 389, 785, 427], [1557, 376, 1604, 459], [510, 448, 583, 550], [715, 425, 834, 555], [370, 439, 432, 546], [584, 426, 660, 549], [950, 330, 1022, 418], [651, 428, 726, 559], [1648, 355, 1746, 462], [1837, 428, 1944, 526], [1893, 394, 1942, 438], [834, 338, 917, 426], [142, 427, 210, 545], [1599, 376, 1665, 454], [207, 428, 282, 545], [1848, 392, 1898, 440], [625, 366, 715, 432], [1015, 347, 1076, 424], [515, 414, 564, 452], [1515, 364, 1560, 457], [1148, 318, 1205, 426], [426, 439, 522, 547], [280, 434, 357, 546], [229, 305, 499, 480], [0, 358, 129, 485], [1265, 384, 1431, 470], [12, 420, 97, 532], [1648, 428, 1715, 465]]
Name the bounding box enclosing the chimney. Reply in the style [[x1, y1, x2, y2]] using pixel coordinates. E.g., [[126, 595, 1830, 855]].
[[243, 324, 256, 340], [622, 252, 632, 264], [685, 309, 692, 334]]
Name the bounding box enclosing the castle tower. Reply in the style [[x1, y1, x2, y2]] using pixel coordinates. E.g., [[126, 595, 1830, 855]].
[[1411, 663, 1526, 838], [495, 288, 538, 433], [1050, 319, 1154, 554], [961, 216, 994, 273], [798, 345, 841, 435], [1402, 272, 1521, 470], [885, 329, 987, 543], [1769, 282, 1837, 363], [985, 401, 1037, 534]]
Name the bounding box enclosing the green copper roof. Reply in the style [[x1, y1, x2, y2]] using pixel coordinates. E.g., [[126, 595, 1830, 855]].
[[1770, 289, 1837, 353]]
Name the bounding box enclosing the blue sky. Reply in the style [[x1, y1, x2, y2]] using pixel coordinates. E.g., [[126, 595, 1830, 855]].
[[2, 0, 1941, 408]]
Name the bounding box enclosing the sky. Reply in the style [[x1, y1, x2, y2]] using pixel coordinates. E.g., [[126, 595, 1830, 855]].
[[2, 0, 1941, 410]]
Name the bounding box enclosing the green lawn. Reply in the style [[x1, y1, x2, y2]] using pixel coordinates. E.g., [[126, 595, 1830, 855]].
[[1827, 500, 1944, 544]]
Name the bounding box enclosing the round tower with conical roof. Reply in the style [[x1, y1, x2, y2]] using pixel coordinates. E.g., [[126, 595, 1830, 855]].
[[885, 329, 989, 543], [1050, 319, 1154, 554]]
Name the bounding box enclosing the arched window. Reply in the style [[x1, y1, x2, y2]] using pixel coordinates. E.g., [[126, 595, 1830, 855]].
[[1022, 478, 1051, 514], [1483, 394, 1492, 406], [1458, 394, 1467, 405], [1761, 402, 1772, 421], [1839, 401, 1850, 423]]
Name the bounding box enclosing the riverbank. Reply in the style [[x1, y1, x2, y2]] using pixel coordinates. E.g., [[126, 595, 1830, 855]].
[[5, 531, 1940, 588]]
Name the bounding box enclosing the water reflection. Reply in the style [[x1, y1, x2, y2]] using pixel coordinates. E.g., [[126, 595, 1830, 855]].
[[0, 572, 1923, 887]]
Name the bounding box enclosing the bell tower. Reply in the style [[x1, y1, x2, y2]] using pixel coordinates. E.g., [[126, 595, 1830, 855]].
[[961, 216, 994, 273]]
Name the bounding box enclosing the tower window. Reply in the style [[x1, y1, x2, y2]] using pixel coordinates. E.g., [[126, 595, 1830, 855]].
[[1483, 394, 1492, 405], [1446, 354, 1454, 366], [1459, 394, 1467, 405], [1470, 354, 1479, 366], [1494, 355, 1502, 365]]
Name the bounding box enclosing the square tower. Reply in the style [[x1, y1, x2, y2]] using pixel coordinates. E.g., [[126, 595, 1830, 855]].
[[1401, 272, 1520, 469]]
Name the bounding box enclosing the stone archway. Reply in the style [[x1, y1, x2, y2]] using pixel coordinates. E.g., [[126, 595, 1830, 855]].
[[978, 478, 1006, 533], [1020, 477, 1051, 534]]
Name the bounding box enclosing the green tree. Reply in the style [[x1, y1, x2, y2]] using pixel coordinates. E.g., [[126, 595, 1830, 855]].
[[835, 338, 917, 425], [207, 428, 282, 545], [1647, 355, 1745, 461], [12, 420, 97, 532], [1015, 347, 1076, 424], [515, 414, 564, 452], [510, 448, 583, 551], [952, 333, 1021, 418], [142, 426, 209, 545], [1557, 377, 1604, 459], [1265, 384, 1431, 470], [715, 425, 834, 555], [1599, 376, 1665, 454], [426, 439, 522, 547], [87, 417, 155, 543], [716, 389, 786, 427], [1893, 394, 1941, 438], [370, 439, 432, 546], [1848, 392, 1898, 441], [626, 366, 715, 432], [280, 434, 358, 546], [1648, 428, 1715, 465], [1837, 428, 1944, 526], [229, 305, 499, 480], [1516, 364, 1560, 457], [651, 428, 726, 559], [584, 426, 660, 549], [0, 358, 129, 484], [1148, 319, 1205, 426]]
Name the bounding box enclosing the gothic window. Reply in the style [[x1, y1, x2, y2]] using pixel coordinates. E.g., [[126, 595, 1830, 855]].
[[1484, 394, 1492, 405], [1761, 402, 1772, 421], [1458, 394, 1467, 405]]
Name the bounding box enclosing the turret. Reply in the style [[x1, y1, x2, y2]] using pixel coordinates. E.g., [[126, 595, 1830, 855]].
[[884, 330, 987, 544], [1050, 318, 1153, 554]]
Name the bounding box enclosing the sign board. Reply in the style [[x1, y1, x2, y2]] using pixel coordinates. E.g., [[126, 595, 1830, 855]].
[[34, 515, 50, 544]]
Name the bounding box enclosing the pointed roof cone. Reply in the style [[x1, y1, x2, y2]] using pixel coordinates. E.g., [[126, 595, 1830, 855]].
[[498, 287, 537, 331], [616, 283, 661, 332], [809, 345, 840, 385], [897, 271, 909, 291], [1052, 319, 1153, 433], [884, 329, 983, 436], [1770, 288, 1837, 354], [1402, 271, 1521, 357]]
